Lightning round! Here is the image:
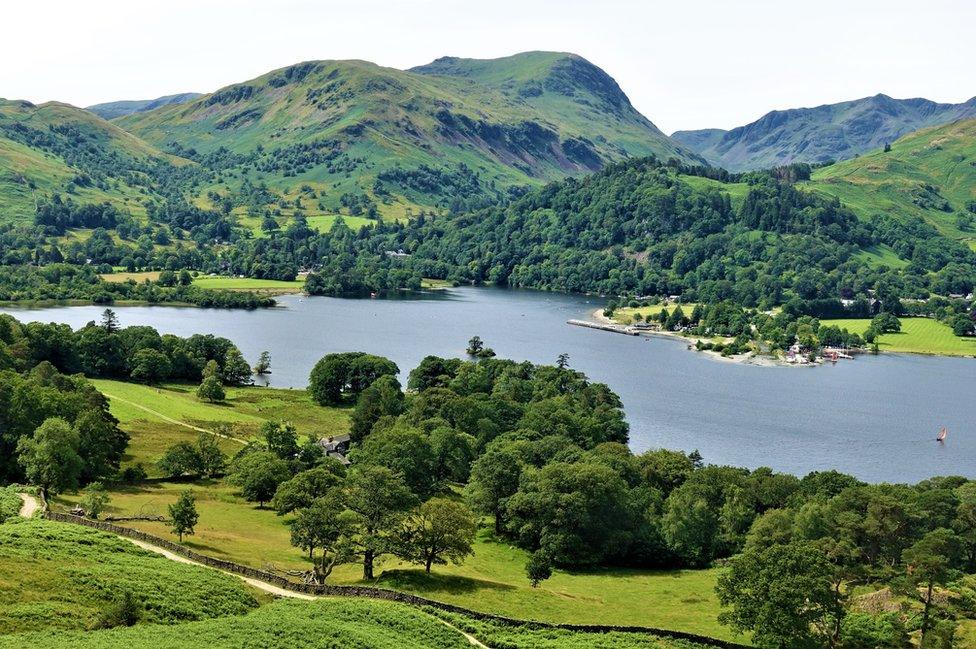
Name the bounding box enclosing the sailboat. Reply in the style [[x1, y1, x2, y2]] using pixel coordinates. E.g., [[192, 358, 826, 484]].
[[936, 427, 948, 442]]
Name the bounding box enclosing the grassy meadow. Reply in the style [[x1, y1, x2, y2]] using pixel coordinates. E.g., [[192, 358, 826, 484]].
[[89, 379, 351, 472], [821, 317, 976, 356], [53, 478, 733, 641]]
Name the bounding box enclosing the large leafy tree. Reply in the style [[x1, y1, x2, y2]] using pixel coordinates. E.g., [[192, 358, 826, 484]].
[[230, 451, 291, 508], [17, 417, 84, 500], [343, 466, 417, 580], [398, 498, 477, 573], [289, 496, 356, 583], [717, 541, 844, 648]]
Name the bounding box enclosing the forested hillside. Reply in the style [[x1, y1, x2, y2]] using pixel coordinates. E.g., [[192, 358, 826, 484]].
[[674, 94, 976, 171], [322, 157, 975, 304]]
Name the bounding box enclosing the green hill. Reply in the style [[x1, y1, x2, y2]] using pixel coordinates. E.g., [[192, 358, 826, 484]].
[[0, 99, 176, 223], [806, 118, 976, 249], [115, 52, 701, 217], [673, 94, 976, 171]]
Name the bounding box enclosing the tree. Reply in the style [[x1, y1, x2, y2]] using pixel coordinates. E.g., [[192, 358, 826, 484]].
[[871, 312, 901, 334], [272, 466, 345, 515], [465, 441, 526, 533], [196, 433, 226, 478], [556, 353, 570, 370], [202, 359, 219, 379], [506, 461, 633, 566], [289, 496, 356, 583], [661, 483, 719, 567], [158, 441, 202, 477], [262, 420, 299, 460], [80, 481, 109, 519], [253, 350, 271, 375], [343, 466, 417, 579], [197, 375, 225, 403], [399, 498, 477, 573], [357, 424, 437, 497], [716, 541, 843, 649], [466, 336, 484, 356], [17, 417, 83, 500], [230, 451, 291, 508], [100, 308, 120, 333], [896, 528, 962, 640], [129, 348, 171, 384], [526, 550, 553, 587], [309, 352, 399, 406], [167, 491, 199, 542], [350, 375, 404, 442], [221, 348, 252, 386]]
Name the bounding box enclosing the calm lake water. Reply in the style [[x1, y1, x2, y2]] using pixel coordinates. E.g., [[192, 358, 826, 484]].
[[3, 287, 973, 483]]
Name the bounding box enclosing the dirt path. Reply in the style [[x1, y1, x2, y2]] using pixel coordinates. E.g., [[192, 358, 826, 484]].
[[99, 391, 248, 444], [17, 493, 40, 518], [126, 537, 486, 645], [17, 493, 488, 647]]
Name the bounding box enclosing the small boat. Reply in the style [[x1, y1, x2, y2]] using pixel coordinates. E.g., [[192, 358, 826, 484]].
[[936, 426, 948, 442]]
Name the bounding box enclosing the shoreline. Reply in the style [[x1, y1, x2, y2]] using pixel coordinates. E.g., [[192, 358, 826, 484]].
[[588, 309, 798, 368]]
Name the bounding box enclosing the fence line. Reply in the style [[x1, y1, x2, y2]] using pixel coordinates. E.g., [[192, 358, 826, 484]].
[[43, 511, 748, 649]]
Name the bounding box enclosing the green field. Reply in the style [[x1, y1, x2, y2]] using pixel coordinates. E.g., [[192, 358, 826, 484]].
[[0, 518, 260, 635], [190, 276, 305, 292], [88, 380, 351, 471], [100, 271, 163, 283], [821, 317, 976, 356], [612, 304, 701, 325], [54, 478, 733, 641]]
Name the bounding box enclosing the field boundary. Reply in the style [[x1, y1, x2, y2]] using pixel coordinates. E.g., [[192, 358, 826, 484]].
[[42, 511, 748, 648]]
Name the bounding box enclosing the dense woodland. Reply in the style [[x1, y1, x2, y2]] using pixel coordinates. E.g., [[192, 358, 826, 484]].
[[3, 154, 975, 330]]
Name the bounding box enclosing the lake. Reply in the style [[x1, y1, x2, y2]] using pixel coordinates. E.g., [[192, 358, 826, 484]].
[[3, 287, 973, 483]]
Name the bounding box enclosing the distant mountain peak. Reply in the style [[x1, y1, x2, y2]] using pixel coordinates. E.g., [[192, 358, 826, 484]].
[[673, 93, 976, 170], [86, 93, 202, 120]]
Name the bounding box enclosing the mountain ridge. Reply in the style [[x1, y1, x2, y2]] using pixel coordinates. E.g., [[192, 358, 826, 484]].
[[86, 92, 203, 120], [673, 93, 976, 171], [112, 52, 702, 216]]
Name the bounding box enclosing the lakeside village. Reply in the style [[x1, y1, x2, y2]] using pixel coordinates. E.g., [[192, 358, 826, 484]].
[[575, 291, 976, 366]]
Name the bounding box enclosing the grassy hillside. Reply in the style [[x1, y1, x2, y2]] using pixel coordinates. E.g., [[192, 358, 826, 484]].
[[88, 379, 350, 472], [0, 518, 260, 635], [116, 53, 701, 217], [674, 94, 976, 171], [806, 118, 976, 249], [0, 99, 171, 223], [0, 598, 713, 648]]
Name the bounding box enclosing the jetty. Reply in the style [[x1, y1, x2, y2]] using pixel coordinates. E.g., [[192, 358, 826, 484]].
[[567, 319, 639, 336]]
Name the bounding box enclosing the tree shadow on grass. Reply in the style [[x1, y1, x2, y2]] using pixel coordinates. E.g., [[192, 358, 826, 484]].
[[376, 568, 517, 596]]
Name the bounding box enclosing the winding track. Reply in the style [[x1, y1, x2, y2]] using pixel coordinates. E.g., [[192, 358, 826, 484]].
[[98, 391, 249, 444], [14, 493, 487, 647]]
